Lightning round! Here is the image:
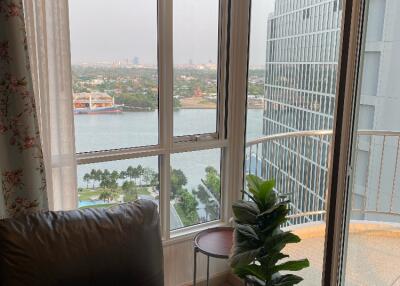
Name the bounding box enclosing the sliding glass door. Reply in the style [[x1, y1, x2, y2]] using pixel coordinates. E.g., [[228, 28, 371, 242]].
[[245, 0, 343, 284], [342, 0, 400, 285]]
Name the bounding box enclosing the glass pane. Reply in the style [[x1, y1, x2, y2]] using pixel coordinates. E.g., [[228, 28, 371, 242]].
[[77, 157, 159, 209], [173, 0, 219, 136], [69, 0, 158, 152], [244, 0, 343, 284], [170, 149, 221, 230], [344, 0, 400, 285]]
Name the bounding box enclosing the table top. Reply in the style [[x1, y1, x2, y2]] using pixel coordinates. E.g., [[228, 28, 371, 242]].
[[194, 227, 234, 259]]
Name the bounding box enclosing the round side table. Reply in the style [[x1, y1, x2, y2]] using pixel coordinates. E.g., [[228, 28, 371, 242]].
[[193, 227, 234, 286]]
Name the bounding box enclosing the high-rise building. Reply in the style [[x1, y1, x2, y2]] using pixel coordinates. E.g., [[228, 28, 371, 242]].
[[260, 0, 400, 223], [261, 0, 342, 222], [264, 0, 341, 136]]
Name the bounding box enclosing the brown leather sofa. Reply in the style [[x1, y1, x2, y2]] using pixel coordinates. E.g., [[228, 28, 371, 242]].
[[0, 200, 163, 286]]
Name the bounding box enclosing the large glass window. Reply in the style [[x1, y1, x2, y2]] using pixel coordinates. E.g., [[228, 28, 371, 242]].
[[245, 0, 342, 285], [170, 149, 221, 230], [173, 0, 219, 137], [69, 0, 159, 152], [68, 0, 225, 237], [77, 157, 159, 208], [343, 0, 400, 285]]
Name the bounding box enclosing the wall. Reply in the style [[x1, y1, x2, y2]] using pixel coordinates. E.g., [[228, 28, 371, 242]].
[[163, 238, 230, 286]]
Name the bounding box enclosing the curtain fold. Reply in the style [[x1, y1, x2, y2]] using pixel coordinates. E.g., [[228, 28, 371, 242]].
[[23, 0, 78, 210], [0, 0, 47, 218]]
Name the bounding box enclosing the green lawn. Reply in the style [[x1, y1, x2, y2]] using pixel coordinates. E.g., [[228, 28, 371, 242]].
[[78, 189, 103, 201], [78, 187, 152, 202]]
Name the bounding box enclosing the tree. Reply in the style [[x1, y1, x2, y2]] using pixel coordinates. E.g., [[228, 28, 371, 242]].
[[99, 190, 112, 203], [102, 169, 111, 181], [90, 169, 97, 188], [99, 169, 118, 190], [171, 168, 187, 198], [202, 166, 220, 200], [83, 173, 91, 189], [126, 166, 139, 183], [94, 169, 103, 188], [111, 171, 120, 182], [136, 165, 144, 185], [119, 170, 127, 180], [122, 181, 138, 202], [194, 184, 219, 221], [142, 167, 156, 186], [176, 189, 199, 226]]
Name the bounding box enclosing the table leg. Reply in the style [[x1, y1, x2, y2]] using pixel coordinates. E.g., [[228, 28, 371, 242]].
[[206, 255, 210, 286], [193, 247, 198, 286]]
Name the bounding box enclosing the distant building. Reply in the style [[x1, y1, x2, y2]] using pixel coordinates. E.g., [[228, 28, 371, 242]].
[[73, 92, 121, 114], [133, 56, 139, 65]]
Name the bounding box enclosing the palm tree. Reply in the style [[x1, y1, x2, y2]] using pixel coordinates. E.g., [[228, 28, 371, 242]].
[[94, 169, 103, 188], [126, 166, 135, 182], [122, 181, 137, 202], [83, 173, 91, 189], [142, 167, 152, 186], [99, 190, 112, 203], [119, 170, 127, 180], [136, 165, 144, 186], [90, 169, 97, 189]]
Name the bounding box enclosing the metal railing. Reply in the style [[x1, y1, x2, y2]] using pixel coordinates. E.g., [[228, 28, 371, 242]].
[[245, 130, 400, 226]]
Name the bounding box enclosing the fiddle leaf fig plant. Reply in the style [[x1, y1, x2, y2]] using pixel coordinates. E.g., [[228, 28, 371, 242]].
[[229, 175, 309, 286]]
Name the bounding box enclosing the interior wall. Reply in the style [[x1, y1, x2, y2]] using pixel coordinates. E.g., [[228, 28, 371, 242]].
[[163, 239, 230, 286]]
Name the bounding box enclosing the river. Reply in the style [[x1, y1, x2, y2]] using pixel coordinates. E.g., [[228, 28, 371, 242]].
[[75, 109, 263, 191]]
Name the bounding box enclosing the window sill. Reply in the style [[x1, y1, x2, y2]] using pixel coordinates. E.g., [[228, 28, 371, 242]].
[[163, 220, 230, 247]]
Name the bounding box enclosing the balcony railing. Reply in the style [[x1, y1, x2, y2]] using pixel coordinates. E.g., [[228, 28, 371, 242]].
[[245, 130, 400, 225]]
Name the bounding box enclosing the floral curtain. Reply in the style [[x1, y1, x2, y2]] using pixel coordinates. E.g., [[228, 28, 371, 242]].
[[0, 0, 47, 218]]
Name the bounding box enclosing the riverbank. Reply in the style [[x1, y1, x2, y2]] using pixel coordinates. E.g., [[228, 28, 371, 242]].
[[178, 96, 264, 109]]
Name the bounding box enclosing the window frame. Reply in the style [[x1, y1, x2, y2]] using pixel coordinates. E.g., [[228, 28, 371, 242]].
[[72, 0, 235, 241]]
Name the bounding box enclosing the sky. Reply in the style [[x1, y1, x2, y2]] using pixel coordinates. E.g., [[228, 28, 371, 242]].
[[69, 0, 275, 67]]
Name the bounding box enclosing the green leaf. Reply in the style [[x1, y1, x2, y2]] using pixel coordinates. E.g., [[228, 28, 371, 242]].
[[229, 247, 262, 268], [257, 204, 289, 234], [264, 232, 301, 253], [257, 202, 289, 218], [260, 253, 289, 266], [273, 259, 310, 273], [269, 274, 303, 286], [246, 174, 263, 192], [232, 200, 260, 224], [233, 264, 266, 280], [259, 179, 275, 206], [236, 224, 259, 241]]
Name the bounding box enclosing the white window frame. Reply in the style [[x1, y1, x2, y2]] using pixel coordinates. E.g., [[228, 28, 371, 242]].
[[70, 0, 251, 242]]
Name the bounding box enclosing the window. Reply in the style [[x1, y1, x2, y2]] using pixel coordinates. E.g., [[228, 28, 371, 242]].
[[343, 0, 400, 284], [68, 0, 229, 238], [77, 157, 159, 208], [70, 0, 159, 152], [170, 149, 221, 230], [173, 0, 219, 137], [245, 0, 343, 284]]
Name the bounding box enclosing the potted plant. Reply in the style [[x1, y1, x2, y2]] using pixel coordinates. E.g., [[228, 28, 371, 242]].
[[229, 175, 309, 286]]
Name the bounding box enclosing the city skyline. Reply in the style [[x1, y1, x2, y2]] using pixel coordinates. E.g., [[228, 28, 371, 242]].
[[68, 0, 273, 67]]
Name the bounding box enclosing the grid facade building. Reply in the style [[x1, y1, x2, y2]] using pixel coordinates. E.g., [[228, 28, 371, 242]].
[[261, 0, 342, 222], [260, 0, 400, 223]]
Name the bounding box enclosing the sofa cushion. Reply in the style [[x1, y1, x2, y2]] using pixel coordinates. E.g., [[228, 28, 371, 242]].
[[0, 200, 163, 286]]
